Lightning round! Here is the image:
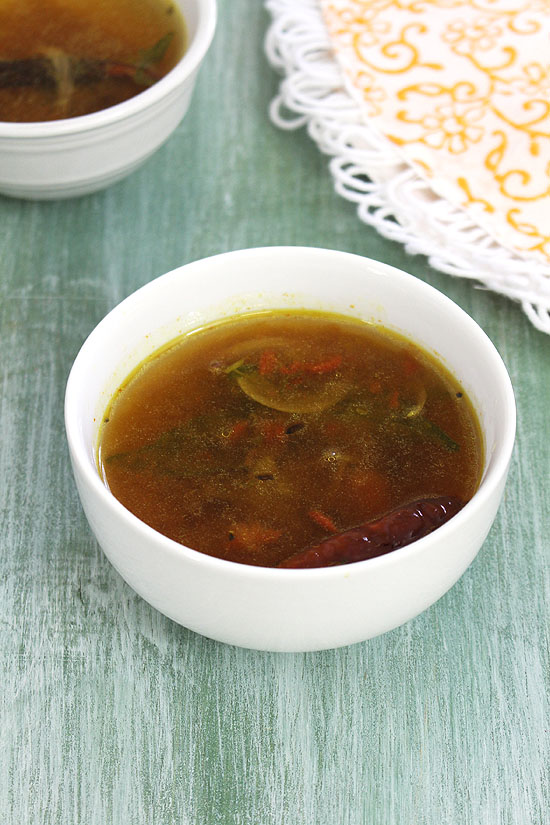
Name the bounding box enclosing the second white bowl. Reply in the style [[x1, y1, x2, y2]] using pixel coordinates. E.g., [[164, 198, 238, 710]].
[[0, 0, 216, 199]]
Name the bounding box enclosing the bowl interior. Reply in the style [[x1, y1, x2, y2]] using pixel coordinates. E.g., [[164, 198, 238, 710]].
[[67, 247, 515, 510]]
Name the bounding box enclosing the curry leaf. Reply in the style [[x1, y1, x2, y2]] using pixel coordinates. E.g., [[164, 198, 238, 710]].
[[133, 32, 174, 85], [409, 416, 460, 452], [139, 31, 174, 67]]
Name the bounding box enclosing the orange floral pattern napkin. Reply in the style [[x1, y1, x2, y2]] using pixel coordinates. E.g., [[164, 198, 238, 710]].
[[321, 0, 550, 264]]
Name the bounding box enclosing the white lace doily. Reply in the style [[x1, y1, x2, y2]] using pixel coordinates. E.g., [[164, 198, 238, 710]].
[[264, 0, 550, 334]]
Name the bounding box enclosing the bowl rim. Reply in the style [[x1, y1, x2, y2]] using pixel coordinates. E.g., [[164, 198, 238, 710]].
[[65, 245, 517, 580], [0, 0, 217, 138]]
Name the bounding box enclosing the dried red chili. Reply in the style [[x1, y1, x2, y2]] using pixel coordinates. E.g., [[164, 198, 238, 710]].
[[278, 496, 463, 568]]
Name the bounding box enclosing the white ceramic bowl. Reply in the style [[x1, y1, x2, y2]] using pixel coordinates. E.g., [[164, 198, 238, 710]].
[[0, 0, 216, 199], [65, 247, 516, 652]]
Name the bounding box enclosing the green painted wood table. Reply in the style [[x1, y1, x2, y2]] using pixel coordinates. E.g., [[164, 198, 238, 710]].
[[1, 2, 548, 823]]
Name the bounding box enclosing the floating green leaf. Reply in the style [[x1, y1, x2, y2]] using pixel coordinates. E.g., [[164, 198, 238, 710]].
[[134, 32, 174, 85]]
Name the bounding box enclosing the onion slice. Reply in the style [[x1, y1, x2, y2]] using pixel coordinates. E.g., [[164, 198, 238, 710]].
[[236, 372, 348, 413]]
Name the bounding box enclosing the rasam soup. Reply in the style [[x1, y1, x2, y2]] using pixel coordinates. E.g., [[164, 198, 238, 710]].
[[0, 0, 186, 122], [98, 312, 484, 568]]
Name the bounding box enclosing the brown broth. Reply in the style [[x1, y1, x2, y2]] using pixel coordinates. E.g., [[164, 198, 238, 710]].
[[98, 311, 484, 567], [0, 0, 186, 122]]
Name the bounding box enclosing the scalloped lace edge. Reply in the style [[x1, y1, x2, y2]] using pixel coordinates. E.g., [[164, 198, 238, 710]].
[[264, 0, 550, 334]]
